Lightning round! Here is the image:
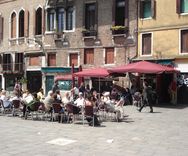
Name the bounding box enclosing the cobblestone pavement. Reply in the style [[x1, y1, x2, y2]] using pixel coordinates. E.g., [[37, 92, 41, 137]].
[[0, 105, 188, 156]]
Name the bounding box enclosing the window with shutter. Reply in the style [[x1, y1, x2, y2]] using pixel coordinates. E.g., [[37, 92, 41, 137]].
[[84, 49, 94, 64], [181, 29, 188, 53], [69, 53, 78, 66], [142, 33, 152, 55], [66, 6, 73, 30], [58, 8, 64, 32], [0, 15, 3, 42], [105, 48, 114, 64], [115, 0, 126, 26], [48, 53, 56, 66], [3, 54, 12, 71], [19, 10, 25, 37], [29, 56, 40, 66], [47, 9, 55, 31], [85, 3, 96, 31], [15, 53, 23, 72], [11, 12, 16, 38], [140, 0, 155, 19], [36, 8, 42, 35]]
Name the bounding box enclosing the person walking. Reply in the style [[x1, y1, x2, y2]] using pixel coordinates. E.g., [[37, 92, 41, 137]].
[[52, 81, 59, 93], [138, 81, 153, 113]]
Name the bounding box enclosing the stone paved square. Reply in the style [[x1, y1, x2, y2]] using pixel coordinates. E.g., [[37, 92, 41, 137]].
[[0, 105, 188, 156]]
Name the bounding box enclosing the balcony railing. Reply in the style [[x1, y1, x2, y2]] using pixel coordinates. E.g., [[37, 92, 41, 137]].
[[82, 30, 97, 37], [2, 63, 24, 73]]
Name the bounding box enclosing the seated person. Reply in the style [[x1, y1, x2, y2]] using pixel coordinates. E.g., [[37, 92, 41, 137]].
[[73, 92, 85, 114], [74, 92, 85, 108], [85, 96, 100, 126], [0, 90, 12, 108], [43, 90, 54, 112], [62, 92, 71, 106], [37, 88, 44, 102], [55, 90, 62, 102], [53, 93, 61, 103], [102, 92, 123, 121]]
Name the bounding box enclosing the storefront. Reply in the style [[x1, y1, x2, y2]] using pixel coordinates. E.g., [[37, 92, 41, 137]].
[[41, 67, 78, 95]]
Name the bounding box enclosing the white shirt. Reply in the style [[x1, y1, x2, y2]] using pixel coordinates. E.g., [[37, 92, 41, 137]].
[[74, 98, 85, 107]]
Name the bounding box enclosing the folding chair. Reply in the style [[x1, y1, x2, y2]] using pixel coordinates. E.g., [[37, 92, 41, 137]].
[[52, 103, 65, 123], [25, 101, 41, 120], [12, 100, 21, 116], [0, 99, 12, 114]]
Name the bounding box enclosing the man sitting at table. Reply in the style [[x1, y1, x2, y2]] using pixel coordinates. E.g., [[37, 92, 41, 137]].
[[73, 92, 85, 114], [74, 92, 85, 107]]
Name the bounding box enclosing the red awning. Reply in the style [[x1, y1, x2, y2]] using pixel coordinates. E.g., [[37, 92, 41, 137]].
[[108, 61, 178, 74], [55, 74, 73, 81], [74, 68, 109, 77]]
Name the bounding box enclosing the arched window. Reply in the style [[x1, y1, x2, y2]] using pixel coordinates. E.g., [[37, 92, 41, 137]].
[[11, 12, 17, 38], [36, 7, 42, 35], [19, 10, 24, 37]]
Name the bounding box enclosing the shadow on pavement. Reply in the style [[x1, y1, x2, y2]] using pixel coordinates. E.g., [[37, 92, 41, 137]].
[[154, 103, 188, 109]]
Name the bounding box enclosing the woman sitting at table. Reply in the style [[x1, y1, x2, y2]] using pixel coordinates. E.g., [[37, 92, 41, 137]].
[[85, 96, 100, 126]]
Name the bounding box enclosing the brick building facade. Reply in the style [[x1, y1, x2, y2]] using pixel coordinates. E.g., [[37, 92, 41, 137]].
[[0, 0, 137, 94]]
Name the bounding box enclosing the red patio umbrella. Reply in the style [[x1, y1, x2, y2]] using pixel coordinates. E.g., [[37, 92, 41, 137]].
[[108, 61, 178, 74], [74, 67, 110, 77], [74, 67, 110, 94]]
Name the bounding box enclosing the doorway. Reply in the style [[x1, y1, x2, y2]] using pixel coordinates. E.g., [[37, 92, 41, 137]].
[[27, 71, 42, 93]]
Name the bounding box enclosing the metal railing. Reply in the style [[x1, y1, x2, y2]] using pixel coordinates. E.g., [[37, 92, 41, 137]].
[[1, 63, 24, 73]]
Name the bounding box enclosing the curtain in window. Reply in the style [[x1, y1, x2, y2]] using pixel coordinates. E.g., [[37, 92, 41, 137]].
[[143, 1, 151, 18], [47, 10, 55, 31], [66, 7, 73, 30], [58, 9, 64, 32], [0, 15, 3, 41], [181, 0, 188, 13]]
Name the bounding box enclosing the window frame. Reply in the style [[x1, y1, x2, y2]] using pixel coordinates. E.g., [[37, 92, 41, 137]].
[[140, 32, 153, 56], [10, 11, 17, 39], [140, 0, 156, 20], [47, 53, 56, 66], [35, 7, 43, 35], [104, 47, 115, 65], [180, 0, 188, 15], [179, 28, 188, 55], [18, 10, 25, 38], [84, 48, 94, 65], [46, 9, 56, 32]]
